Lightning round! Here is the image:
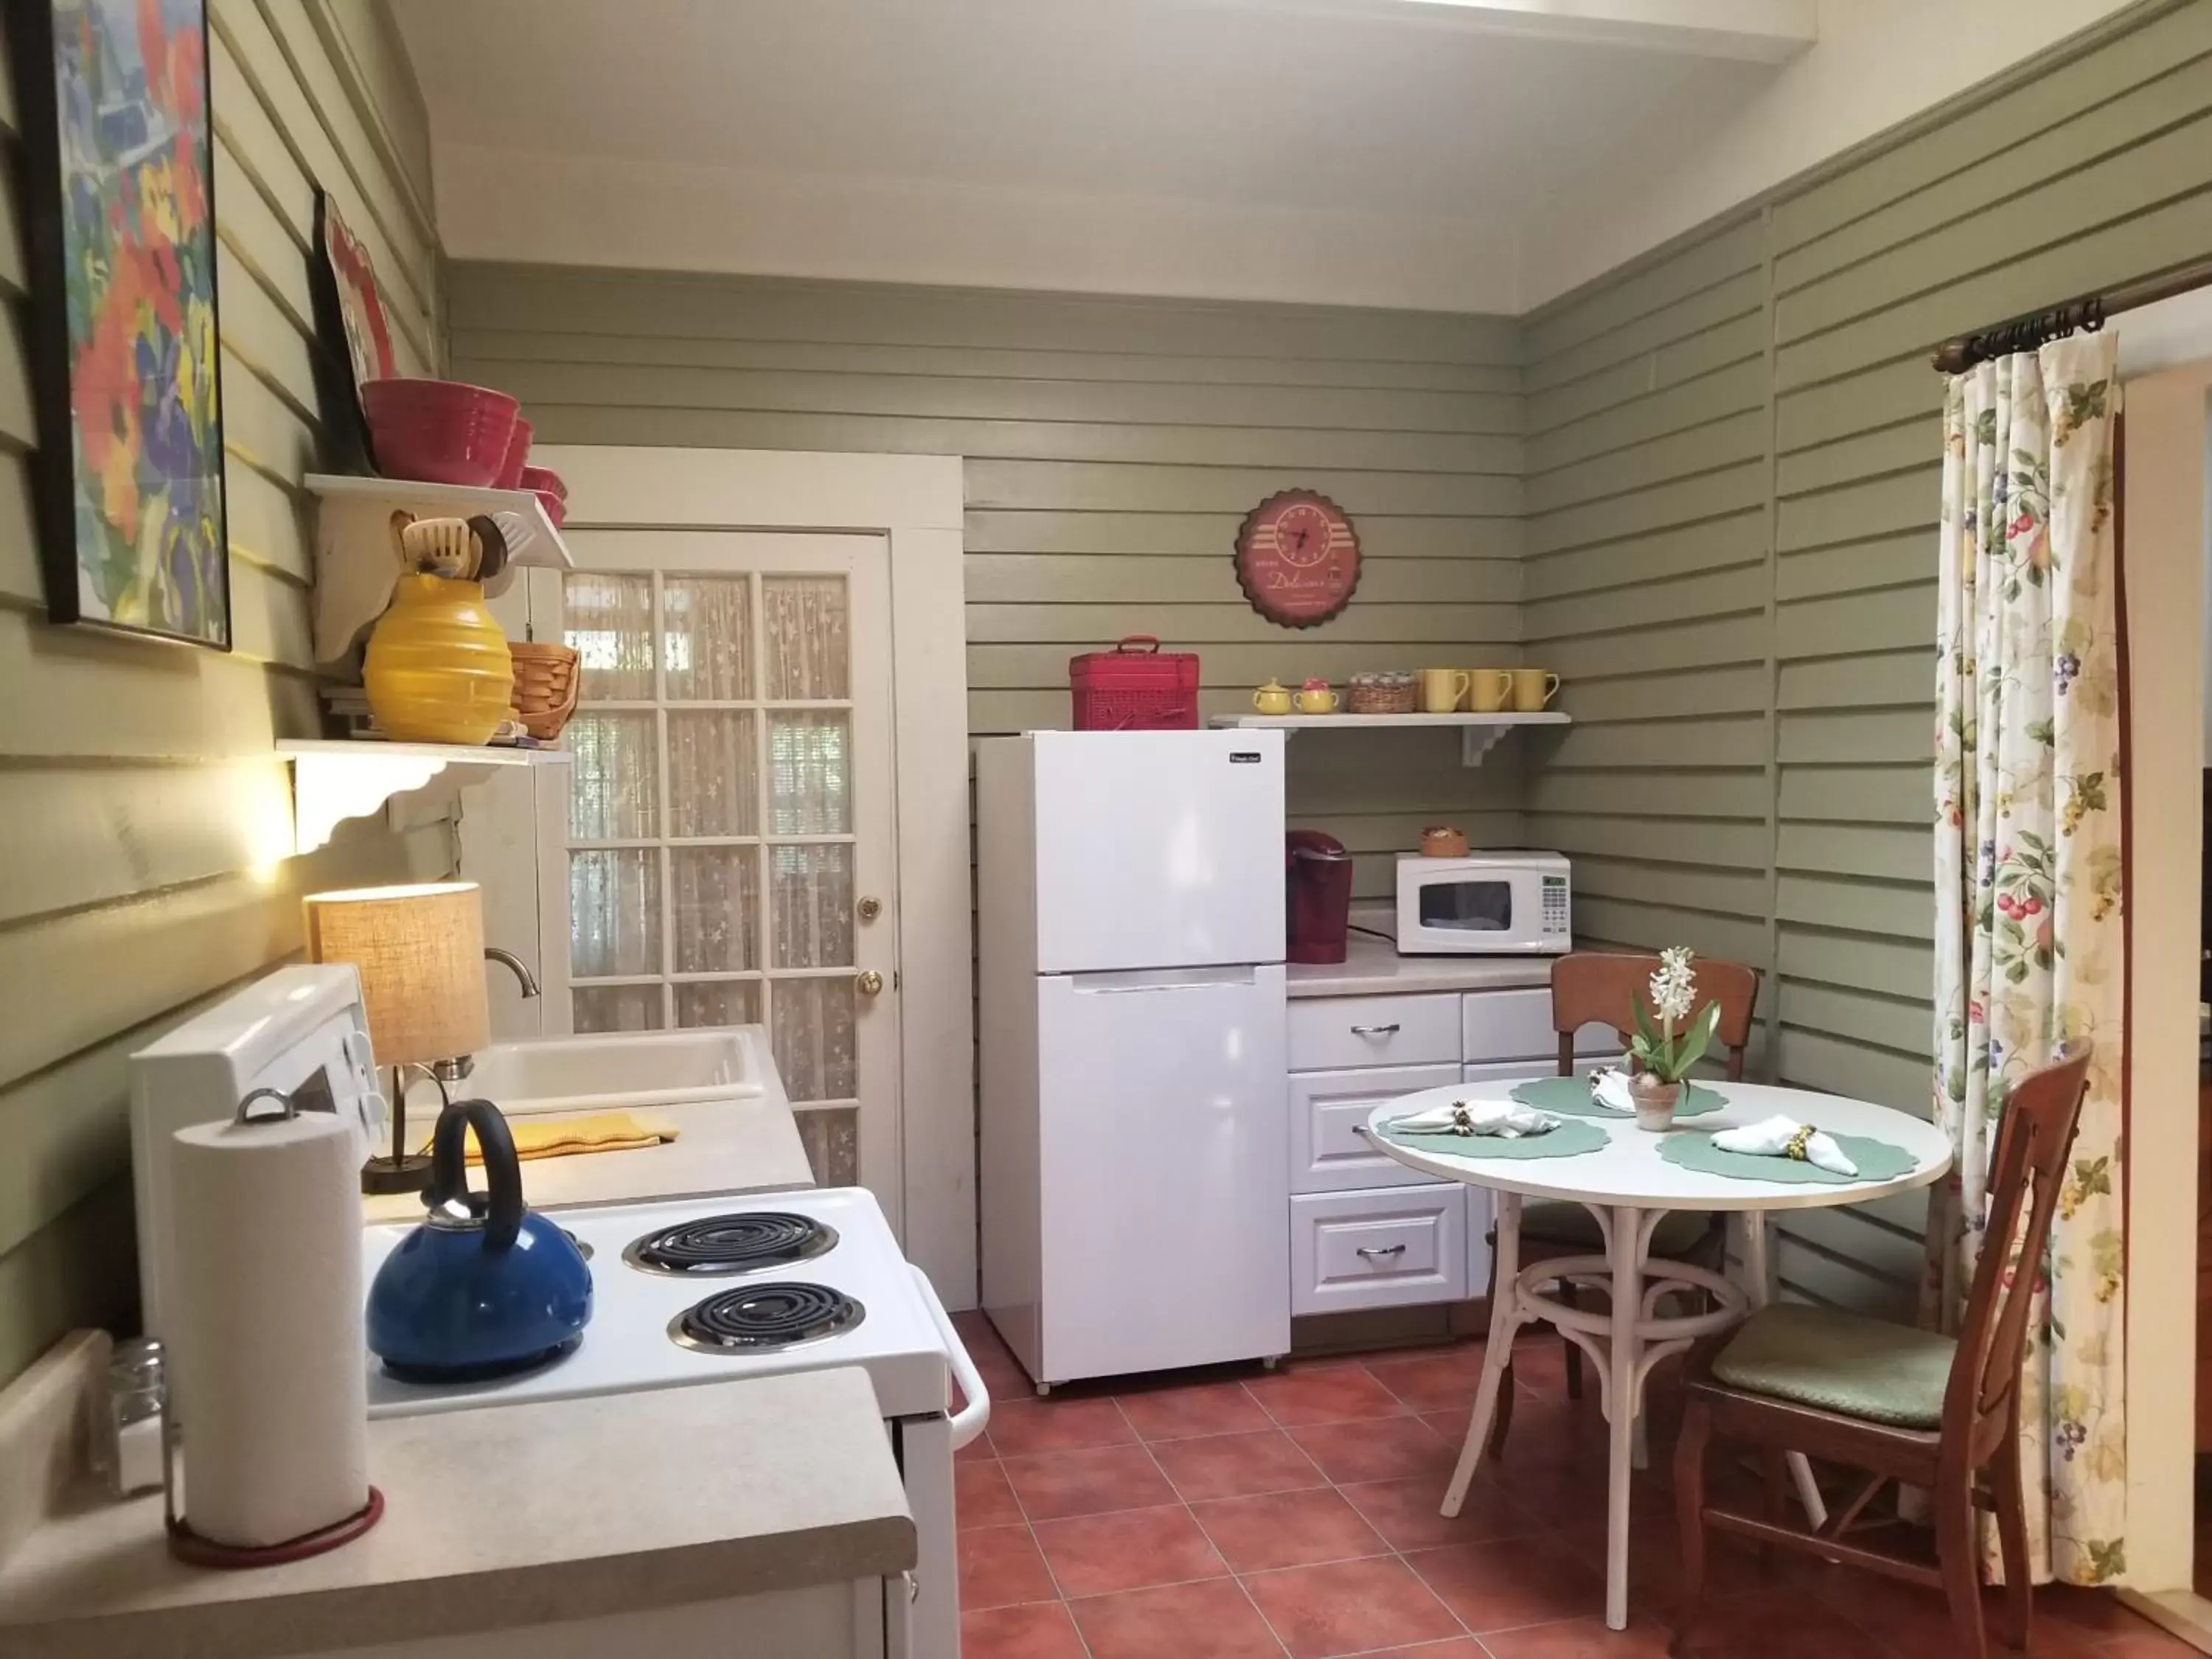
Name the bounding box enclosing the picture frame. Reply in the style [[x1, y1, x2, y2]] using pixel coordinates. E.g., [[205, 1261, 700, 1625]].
[[7, 0, 231, 648], [305, 186, 393, 477]]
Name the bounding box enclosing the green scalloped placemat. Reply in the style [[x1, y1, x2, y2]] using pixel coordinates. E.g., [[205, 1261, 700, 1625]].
[[1378, 1116, 1610, 1161], [1656, 1130, 1919, 1186], [1510, 1074, 1728, 1119]]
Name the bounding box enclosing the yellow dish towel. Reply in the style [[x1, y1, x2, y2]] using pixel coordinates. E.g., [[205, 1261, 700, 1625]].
[[421, 1113, 678, 1164]]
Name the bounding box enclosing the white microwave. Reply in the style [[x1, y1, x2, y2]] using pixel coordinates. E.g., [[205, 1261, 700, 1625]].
[[1387, 851, 1571, 955]]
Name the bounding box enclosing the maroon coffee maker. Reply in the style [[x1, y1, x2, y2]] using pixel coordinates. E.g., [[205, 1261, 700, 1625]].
[[1285, 830, 1354, 964]]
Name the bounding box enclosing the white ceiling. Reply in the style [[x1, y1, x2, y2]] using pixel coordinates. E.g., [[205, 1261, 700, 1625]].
[[394, 0, 1790, 312], [400, 0, 1767, 223]]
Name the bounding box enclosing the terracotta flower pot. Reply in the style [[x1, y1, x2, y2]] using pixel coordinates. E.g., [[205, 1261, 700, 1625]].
[[1630, 1074, 1682, 1133]]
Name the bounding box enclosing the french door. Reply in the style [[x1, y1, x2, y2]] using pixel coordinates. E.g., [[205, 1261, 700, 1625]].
[[526, 529, 897, 1190]]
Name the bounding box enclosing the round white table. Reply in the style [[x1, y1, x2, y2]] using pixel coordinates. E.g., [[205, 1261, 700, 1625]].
[[1364, 1077, 1954, 1632]]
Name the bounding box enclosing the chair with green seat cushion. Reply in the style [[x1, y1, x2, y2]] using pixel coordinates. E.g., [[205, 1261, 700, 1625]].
[[1481, 951, 1760, 1452], [1708, 1302, 1955, 1430], [1671, 1049, 2093, 1659]]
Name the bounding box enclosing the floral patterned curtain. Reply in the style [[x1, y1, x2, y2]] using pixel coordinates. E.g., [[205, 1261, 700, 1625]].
[[1930, 331, 2126, 1585]]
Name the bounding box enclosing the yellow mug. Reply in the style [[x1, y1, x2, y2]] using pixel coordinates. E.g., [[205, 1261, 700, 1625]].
[[1510, 668, 1562, 712], [1252, 678, 1293, 715], [1468, 670, 1514, 713], [1419, 668, 1471, 714]]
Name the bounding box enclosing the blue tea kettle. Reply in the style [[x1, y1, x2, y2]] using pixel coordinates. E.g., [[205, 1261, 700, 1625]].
[[366, 1098, 593, 1381]]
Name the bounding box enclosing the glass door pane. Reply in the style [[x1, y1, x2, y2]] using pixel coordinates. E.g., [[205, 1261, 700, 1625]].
[[557, 553, 872, 1189]]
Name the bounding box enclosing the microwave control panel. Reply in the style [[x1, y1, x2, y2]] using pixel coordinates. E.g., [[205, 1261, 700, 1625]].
[[1541, 874, 1571, 936]]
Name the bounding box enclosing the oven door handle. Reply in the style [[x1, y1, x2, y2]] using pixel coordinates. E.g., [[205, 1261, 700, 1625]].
[[910, 1263, 992, 1450]]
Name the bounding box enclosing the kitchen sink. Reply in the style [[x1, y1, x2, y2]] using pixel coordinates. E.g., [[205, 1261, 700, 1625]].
[[405, 1029, 765, 1116]]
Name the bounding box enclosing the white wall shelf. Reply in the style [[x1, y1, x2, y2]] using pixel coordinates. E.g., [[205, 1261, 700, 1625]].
[[306, 474, 574, 665], [278, 739, 569, 856], [1206, 711, 1570, 767]]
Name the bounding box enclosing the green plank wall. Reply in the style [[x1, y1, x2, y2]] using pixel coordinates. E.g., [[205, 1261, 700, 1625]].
[[0, 0, 448, 1388], [1524, 0, 2212, 1315], [447, 268, 1530, 898]]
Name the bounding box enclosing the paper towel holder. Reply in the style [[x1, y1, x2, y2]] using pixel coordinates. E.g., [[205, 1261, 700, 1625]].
[[162, 1082, 387, 1571]]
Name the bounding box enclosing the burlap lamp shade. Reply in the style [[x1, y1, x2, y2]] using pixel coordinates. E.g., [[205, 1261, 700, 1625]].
[[302, 882, 490, 1068]]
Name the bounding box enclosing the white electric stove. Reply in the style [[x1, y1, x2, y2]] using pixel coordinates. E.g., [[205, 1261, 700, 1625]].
[[360, 1186, 987, 1659]]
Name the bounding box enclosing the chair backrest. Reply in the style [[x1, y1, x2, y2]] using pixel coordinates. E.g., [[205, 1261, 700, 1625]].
[[1549, 952, 1762, 1081], [1944, 1048, 2093, 1439]]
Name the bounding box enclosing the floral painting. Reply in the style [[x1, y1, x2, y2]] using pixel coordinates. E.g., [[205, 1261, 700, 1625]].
[[12, 0, 228, 647]]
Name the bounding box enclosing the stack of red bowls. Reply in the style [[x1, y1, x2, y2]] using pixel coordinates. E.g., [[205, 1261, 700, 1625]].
[[519, 465, 568, 529], [361, 379, 520, 488]]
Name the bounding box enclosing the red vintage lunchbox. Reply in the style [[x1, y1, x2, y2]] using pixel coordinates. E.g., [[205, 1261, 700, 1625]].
[[1068, 636, 1200, 731]]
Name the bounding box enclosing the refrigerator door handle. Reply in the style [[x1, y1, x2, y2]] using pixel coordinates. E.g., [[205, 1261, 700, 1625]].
[[1061, 965, 1263, 993]]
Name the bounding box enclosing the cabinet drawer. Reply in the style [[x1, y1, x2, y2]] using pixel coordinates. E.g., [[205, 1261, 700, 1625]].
[[1290, 1064, 1463, 1194], [1291, 994, 1461, 1071], [1462, 988, 1618, 1066], [1291, 1185, 1468, 1315]]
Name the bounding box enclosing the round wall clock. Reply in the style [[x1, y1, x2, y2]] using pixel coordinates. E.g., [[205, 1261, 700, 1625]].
[[1234, 490, 1361, 628]]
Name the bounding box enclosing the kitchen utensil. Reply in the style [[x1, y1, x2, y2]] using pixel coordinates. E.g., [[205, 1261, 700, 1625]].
[[365, 1096, 594, 1380], [361, 378, 519, 487], [1252, 678, 1294, 714], [1420, 825, 1468, 858], [364, 573, 515, 745], [1347, 671, 1416, 713], [1286, 829, 1354, 964], [1511, 667, 1562, 711], [494, 417, 534, 490], [1069, 636, 1200, 729], [167, 1087, 373, 1552], [1420, 669, 1471, 713], [396, 515, 473, 577], [509, 640, 582, 740], [1469, 670, 1514, 712], [1293, 678, 1338, 714]]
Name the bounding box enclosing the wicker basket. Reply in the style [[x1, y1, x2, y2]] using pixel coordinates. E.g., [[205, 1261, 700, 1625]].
[[1348, 672, 1417, 714], [509, 641, 581, 740]]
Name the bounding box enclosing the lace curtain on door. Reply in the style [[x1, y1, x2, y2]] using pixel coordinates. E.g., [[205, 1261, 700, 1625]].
[[562, 571, 861, 1180]]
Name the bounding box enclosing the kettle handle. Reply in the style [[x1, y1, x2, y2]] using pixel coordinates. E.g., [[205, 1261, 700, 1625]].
[[428, 1098, 525, 1251]]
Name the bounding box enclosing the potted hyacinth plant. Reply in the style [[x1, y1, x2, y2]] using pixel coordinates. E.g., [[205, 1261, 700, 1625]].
[[1627, 947, 1722, 1131]]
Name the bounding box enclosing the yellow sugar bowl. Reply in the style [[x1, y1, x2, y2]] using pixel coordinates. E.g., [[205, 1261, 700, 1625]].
[[365, 573, 515, 745], [1293, 678, 1339, 714], [1252, 678, 1295, 715]]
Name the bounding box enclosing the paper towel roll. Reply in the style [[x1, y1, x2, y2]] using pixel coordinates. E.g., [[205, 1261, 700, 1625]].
[[167, 1104, 370, 1547]]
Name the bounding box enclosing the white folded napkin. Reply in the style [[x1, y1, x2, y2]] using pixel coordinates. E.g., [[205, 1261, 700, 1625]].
[[1590, 1068, 1636, 1113], [1710, 1114, 1859, 1178], [1388, 1099, 1558, 1138]]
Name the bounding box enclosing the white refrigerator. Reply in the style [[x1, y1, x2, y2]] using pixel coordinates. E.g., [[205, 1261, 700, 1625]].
[[977, 730, 1290, 1389]]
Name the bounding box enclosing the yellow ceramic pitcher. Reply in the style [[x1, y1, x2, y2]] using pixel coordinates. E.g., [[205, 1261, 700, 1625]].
[[364, 574, 515, 745]]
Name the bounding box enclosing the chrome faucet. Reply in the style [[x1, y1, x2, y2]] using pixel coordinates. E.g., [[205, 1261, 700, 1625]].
[[484, 947, 540, 1000], [432, 949, 542, 1083]]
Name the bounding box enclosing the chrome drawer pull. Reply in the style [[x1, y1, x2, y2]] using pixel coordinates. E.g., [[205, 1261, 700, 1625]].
[[1356, 1244, 1408, 1259], [1349, 1023, 1401, 1036]]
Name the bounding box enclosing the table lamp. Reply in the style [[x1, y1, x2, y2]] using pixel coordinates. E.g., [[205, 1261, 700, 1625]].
[[303, 882, 489, 1194]]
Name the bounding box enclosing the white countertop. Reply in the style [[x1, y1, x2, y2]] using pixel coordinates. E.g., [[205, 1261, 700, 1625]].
[[0, 1369, 914, 1659], [1287, 926, 1559, 998], [358, 1093, 815, 1225]]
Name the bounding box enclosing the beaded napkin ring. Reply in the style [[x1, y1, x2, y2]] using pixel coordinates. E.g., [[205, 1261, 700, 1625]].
[[1449, 1102, 1477, 1135], [1783, 1123, 1817, 1162]]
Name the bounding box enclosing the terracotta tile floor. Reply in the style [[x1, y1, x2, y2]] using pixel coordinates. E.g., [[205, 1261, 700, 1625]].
[[950, 1312, 2196, 1659]]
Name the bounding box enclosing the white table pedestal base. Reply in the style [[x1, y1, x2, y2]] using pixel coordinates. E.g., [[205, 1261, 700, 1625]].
[[1441, 1197, 1750, 1632]]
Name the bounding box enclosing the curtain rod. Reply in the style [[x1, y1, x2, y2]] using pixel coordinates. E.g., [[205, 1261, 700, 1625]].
[[1929, 255, 2212, 374]]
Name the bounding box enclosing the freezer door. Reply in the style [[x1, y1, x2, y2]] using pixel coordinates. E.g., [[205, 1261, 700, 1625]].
[[1035, 964, 1290, 1382], [1029, 729, 1287, 972]]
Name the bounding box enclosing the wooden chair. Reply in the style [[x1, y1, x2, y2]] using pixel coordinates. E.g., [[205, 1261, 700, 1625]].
[[1670, 1048, 2093, 1659], [1484, 951, 1761, 1451]]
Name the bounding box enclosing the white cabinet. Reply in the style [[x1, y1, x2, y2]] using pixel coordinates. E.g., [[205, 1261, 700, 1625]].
[[1289, 993, 1462, 1071], [1290, 1064, 1462, 1192], [1285, 981, 1561, 1319], [1291, 1186, 1468, 1314]]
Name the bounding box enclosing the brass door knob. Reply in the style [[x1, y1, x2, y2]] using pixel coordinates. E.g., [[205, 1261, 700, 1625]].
[[858, 897, 883, 922], [856, 970, 885, 997]]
